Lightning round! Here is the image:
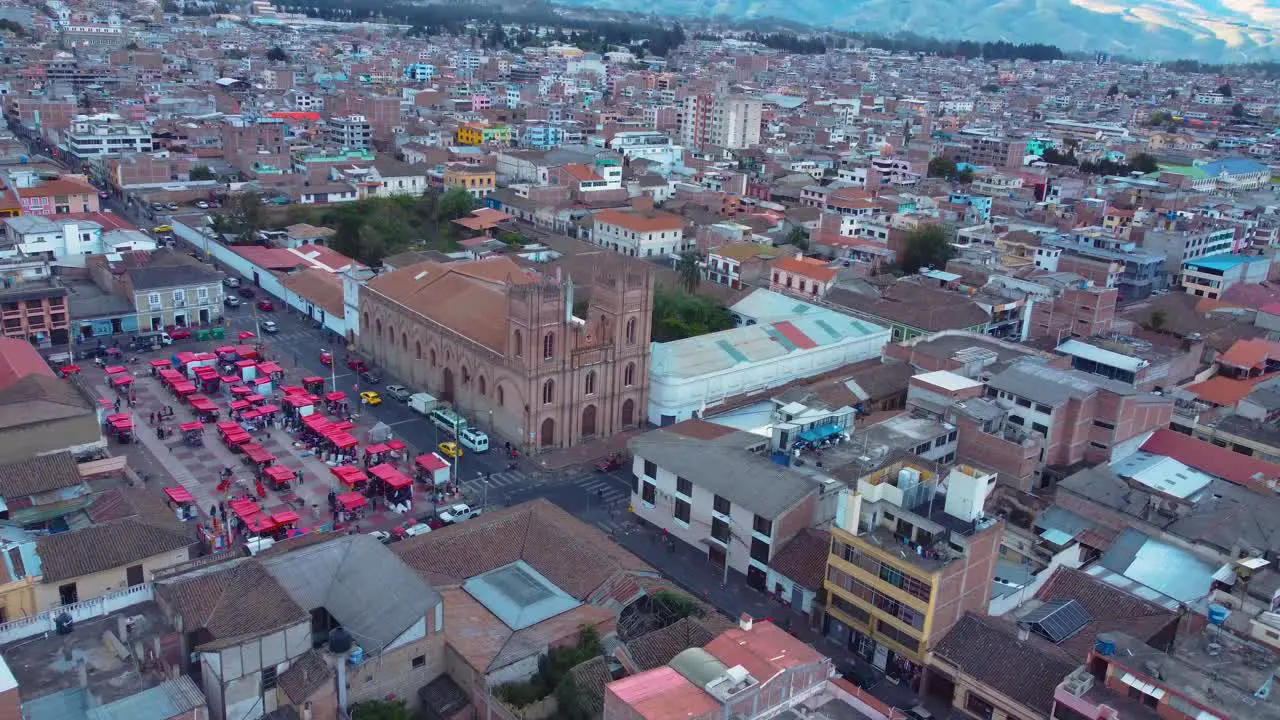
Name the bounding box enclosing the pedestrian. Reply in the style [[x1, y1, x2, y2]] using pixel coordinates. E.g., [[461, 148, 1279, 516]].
[[114, 398, 121, 412], [210, 504, 217, 518]]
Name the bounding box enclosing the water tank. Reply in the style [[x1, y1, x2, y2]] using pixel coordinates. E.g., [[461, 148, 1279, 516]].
[[54, 612, 73, 635], [348, 645, 365, 666], [327, 627, 352, 654], [1094, 633, 1116, 657], [1207, 604, 1230, 626]]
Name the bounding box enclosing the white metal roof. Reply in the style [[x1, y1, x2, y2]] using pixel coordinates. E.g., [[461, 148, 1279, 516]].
[[1056, 339, 1147, 373]]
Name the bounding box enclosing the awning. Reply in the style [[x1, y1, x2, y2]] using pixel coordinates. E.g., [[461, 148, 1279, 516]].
[[798, 422, 844, 443], [416, 453, 448, 472], [179, 422, 203, 432], [337, 492, 366, 511], [264, 465, 293, 483], [164, 486, 194, 504]]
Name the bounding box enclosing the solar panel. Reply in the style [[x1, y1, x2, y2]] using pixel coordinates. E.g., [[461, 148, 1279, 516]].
[[1021, 599, 1092, 644]]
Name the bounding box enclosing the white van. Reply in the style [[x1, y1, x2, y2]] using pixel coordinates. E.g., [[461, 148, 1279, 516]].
[[403, 523, 432, 538], [458, 426, 489, 453]]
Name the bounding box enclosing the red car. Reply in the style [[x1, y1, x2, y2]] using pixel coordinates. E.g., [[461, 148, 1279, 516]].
[[320, 350, 333, 366], [347, 357, 367, 372], [168, 329, 191, 341], [256, 300, 274, 312]]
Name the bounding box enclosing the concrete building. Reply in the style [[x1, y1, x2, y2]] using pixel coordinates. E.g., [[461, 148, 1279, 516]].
[[359, 257, 653, 451], [64, 114, 152, 159], [125, 261, 224, 331], [629, 420, 823, 591], [824, 462, 1002, 680], [590, 207, 685, 258], [1138, 226, 1235, 281], [0, 276, 68, 346], [325, 115, 372, 149], [1180, 253, 1272, 300]]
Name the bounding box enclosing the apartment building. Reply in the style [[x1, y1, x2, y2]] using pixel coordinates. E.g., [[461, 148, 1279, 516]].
[[628, 420, 822, 592], [126, 262, 223, 330], [591, 206, 685, 257], [1180, 253, 1272, 300], [0, 277, 68, 345], [705, 243, 778, 290], [769, 253, 838, 299], [824, 462, 1002, 679], [1043, 229, 1167, 300], [1137, 226, 1235, 280], [326, 114, 372, 149], [64, 114, 152, 159], [441, 166, 495, 199], [679, 94, 762, 151], [13, 176, 99, 217]]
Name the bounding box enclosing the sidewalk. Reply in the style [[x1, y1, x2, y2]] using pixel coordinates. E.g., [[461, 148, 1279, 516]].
[[534, 427, 646, 470], [588, 507, 924, 713]]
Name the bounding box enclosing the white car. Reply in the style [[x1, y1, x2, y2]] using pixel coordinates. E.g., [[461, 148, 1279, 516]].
[[261, 320, 279, 334], [368, 530, 393, 544], [438, 503, 481, 525]]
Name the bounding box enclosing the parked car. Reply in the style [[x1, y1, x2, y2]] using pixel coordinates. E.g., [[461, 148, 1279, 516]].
[[237, 286, 256, 298], [359, 369, 381, 385], [457, 427, 489, 453], [347, 357, 367, 372], [438, 503, 481, 525], [261, 320, 279, 334], [150, 202, 164, 212], [165, 203, 179, 211], [904, 706, 934, 720], [368, 530, 393, 544], [223, 277, 240, 288], [320, 350, 332, 366], [596, 452, 623, 472], [224, 296, 241, 308], [256, 300, 274, 312], [437, 441, 463, 458], [360, 390, 382, 406], [168, 328, 192, 341], [385, 384, 411, 401], [195, 200, 210, 209]]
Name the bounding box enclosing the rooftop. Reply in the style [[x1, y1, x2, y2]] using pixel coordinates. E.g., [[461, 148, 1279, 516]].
[[1183, 253, 1267, 271], [462, 560, 582, 630]]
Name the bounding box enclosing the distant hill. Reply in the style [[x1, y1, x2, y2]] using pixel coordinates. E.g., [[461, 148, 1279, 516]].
[[552, 0, 1280, 62]]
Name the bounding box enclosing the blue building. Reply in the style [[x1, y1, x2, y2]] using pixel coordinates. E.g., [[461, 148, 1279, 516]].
[[403, 63, 436, 82], [948, 193, 993, 222], [521, 123, 565, 151]]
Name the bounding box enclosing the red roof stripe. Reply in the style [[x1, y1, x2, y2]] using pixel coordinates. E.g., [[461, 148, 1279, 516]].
[[1140, 428, 1280, 489], [773, 321, 817, 350]]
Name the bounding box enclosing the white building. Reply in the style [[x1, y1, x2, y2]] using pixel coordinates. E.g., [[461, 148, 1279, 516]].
[[1, 216, 155, 264], [590, 208, 686, 258], [600, 131, 684, 170], [64, 114, 152, 159], [711, 96, 763, 150], [647, 300, 890, 425]]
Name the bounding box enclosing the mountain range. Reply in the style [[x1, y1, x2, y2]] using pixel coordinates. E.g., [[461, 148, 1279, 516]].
[[553, 0, 1279, 62]]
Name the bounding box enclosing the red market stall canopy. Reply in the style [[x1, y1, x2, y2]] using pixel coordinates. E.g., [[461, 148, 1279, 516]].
[[271, 510, 300, 525], [159, 369, 183, 382], [172, 381, 197, 395], [264, 465, 293, 484], [230, 499, 259, 518], [235, 359, 255, 370], [242, 443, 275, 465], [325, 391, 347, 402], [258, 404, 280, 414], [369, 463, 412, 489], [246, 394, 265, 404], [230, 400, 251, 411], [189, 397, 218, 413], [416, 453, 449, 472], [245, 514, 277, 534], [336, 492, 366, 511], [179, 421, 203, 432], [220, 374, 240, 385], [111, 374, 133, 387], [387, 439, 406, 451], [258, 361, 283, 375], [150, 359, 171, 369], [303, 414, 333, 432], [331, 420, 354, 432], [328, 432, 358, 449], [163, 486, 194, 504], [104, 365, 127, 375], [59, 365, 81, 377], [230, 385, 252, 396], [364, 443, 390, 456], [331, 465, 369, 487]]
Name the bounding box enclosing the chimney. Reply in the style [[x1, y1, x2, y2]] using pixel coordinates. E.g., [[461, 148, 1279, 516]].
[[739, 613, 753, 632]]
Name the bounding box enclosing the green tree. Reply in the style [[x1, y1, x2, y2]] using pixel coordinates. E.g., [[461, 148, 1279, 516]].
[[347, 699, 410, 720], [1217, 83, 1232, 97], [223, 192, 264, 243], [927, 157, 957, 179], [1107, 83, 1119, 96], [1231, 102, 1245, 118], [436, 188, 474, 222], [652, 288, 734, 342], [1148, 309, 1167, 333], [266, 46, 289, 62], [675, 250, 701, 294], [786, 227, 809, 251], [189, 165, 215, 181], [1128, 153, 1159, 174], [901, 225, 953, 275]]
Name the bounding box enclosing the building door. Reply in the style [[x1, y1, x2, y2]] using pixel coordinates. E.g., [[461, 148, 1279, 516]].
[[173, 313, 185, 327], [707, 544, 726, 568], [441, 368, 454, 403], [581, 405, 596, 438], [58, 582, 78, 606], [621, 399, 634, 427], [790, 584, 805, 611], [199, 309, 210, 324], [150, 316, 161, 331], [126, 564, 144, 587], [540, 418, 555, 448], [746, 566, 767, 591], [873, 643, 889, 671]]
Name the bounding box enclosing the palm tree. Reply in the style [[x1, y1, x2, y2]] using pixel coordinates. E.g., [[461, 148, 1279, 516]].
[[675, 250, 701, 294]]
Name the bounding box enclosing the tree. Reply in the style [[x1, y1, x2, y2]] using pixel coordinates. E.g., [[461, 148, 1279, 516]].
[[652, 288, 733, 342], [266, 46, 289, 62], [927, 157, 957, 179], [1231, 102, 1245, 118], [1128, 153, 1159, 174], [786, 227, 809, 251], [436, 188, 474, 222], [1107, 83, 1119, 97], [1041, 148, 1077, 166], [1147, 309, 1167, 333], [189, 165, 215, 181], [675, 250, 701, 294], [224, 192, 264, 243], [901, 225, 953, 275], [1217, 83, 1232, 97], [347, 699, 410, 720]]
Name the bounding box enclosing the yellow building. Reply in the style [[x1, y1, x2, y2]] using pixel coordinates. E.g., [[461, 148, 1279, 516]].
[[823, 462, 1002, 679], [443, 166, 496, 199], [455, 124, 484, 146], [0, 527, 39, 623]]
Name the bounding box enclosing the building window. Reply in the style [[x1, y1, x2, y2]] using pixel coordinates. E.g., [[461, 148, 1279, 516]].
[[261, 666, 278, 692], [478, 376, 486, 396], [147, 292, 161, 307], [412, 655, 426, 669], [711, 517, 730, 543], [625, 317, 636, 344], [496, 385, 504, 406], [753, 515, 772, 536], [674, 499, 690, 524], [713, 495, 730, 515], [430, 349, 437, 367], [513, 330, 522, 357], [641, 480, 656, 506], [1035, 403, 1052, 414], [1093, 419, 1115, 430], [542, 379, 554, 405], [1015, 397, 1032, 408], [543, 332, 555, 360], [676, 477, 692, 496], [585, 371, 596, 395], [624, 362, 636, 387], [1032, 422, 1049, 436], [750, 537, 770, 563], [1008, 415, 1025, 426]]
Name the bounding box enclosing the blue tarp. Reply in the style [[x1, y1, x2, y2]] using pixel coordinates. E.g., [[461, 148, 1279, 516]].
[[798, 423, 843, 443]]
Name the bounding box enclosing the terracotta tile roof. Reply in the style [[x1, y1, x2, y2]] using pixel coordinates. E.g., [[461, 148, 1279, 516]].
[[0, 338, 55, 390], [365, 257, 538, 353], [1035, 567, 1176, 660], [565, 656, 612, 715], [394, 498, 654, 599], [766, 528, 830, 591], [772, 255, 837, 283], [37, 503, 194, 583], [156, 560, 308, 650], [280, 268, 344, 317], [561, 164, 603, 182], [703, 620, 824, 683], [594, 208, 683, 233], [276, 649, 333, 704], [0, 372, 95, 429], [1218, 338, 1280, 370], [933, 613, 1075, 715], [627, 616, 719, 671], [1141, 428, 1280, 489], [663, 419, 738, 442], [1184, 372, 1278, 407], [16, 177, 95, 197], [0, 451, 81, 498]]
